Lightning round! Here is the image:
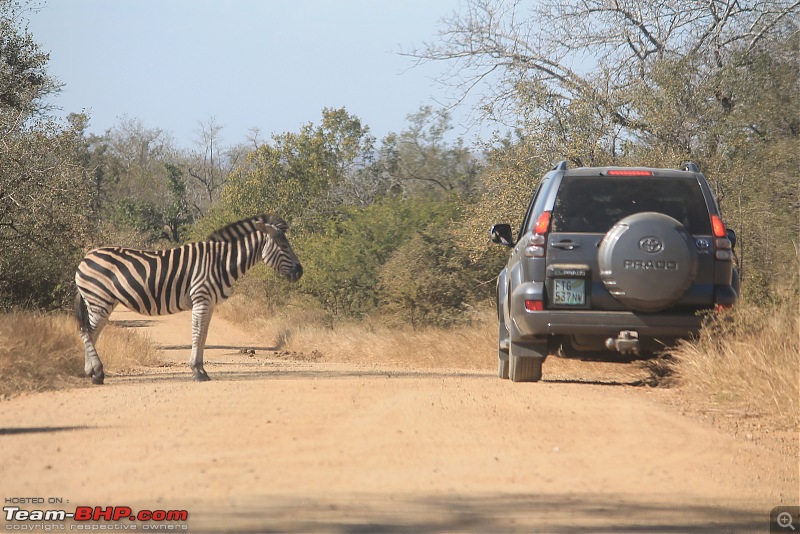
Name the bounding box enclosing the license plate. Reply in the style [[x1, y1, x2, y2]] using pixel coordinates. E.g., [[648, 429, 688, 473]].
[[553, 279, 585, 305]]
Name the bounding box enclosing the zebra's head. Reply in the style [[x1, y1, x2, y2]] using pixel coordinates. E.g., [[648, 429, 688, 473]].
[[254, 220, 303, 282]]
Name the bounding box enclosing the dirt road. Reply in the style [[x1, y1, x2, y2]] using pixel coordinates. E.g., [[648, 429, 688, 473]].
[[1, 308, 797, 532]]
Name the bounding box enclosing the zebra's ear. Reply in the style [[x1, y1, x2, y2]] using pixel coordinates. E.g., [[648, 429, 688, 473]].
[[254, 221, 279, 238]]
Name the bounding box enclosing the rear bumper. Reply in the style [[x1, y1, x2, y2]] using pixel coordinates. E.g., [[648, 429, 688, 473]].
[[512, 309, 704, 340], [542, 310, 701, 336], [508, 281, 712, 343]]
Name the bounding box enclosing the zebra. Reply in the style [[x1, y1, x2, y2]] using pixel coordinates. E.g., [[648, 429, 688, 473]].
[[74, 214, 303, 384]]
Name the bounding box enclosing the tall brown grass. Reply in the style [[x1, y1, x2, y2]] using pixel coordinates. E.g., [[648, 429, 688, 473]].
[[670, 294, 799, 428], [0, 313, 161, 396], [217, 292, 496, 370], [285, 314, 496, 370]]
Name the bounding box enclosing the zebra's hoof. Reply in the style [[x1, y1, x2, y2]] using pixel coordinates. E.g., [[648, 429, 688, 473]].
[[91, 374, 105, 385], [192, 372, 211, 382]]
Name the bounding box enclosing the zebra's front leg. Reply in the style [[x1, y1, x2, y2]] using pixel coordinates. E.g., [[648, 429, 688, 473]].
[[189, 299, 214, 381]]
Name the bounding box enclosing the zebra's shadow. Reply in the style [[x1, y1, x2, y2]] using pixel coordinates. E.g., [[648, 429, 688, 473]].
[[112, 319, 157, 328], [158, 344, 280, 351]]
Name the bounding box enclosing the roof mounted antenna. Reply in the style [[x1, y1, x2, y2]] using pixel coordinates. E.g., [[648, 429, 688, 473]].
[[681, 162, 700, 172], [552, 160, 568, 171]]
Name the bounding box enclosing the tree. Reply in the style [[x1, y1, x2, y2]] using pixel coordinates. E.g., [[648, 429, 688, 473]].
[[77, 116, 198, 246], [407, 0, 799, 161], [222, 108, 375, 233], [378, 106, 479, 197], [162, 163, 192, 242], [103, 117, 176, 204], [0, 0, 92, 308], [0, 0, 59, 115], [184, 117, 243, 216]]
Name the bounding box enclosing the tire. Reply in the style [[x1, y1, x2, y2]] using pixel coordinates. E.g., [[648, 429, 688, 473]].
[[498, 319, 510, 379], [509, 342, 546, 382], [498, 354, 509, 379]]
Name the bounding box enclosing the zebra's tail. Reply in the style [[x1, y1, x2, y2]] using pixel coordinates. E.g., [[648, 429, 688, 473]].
[[74, 291, 90, 334]]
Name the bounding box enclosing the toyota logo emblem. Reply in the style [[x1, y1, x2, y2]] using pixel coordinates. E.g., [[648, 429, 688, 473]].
[[639, 237, 663, 253]]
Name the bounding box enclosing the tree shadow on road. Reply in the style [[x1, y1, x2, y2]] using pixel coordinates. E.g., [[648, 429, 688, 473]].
[[187, 492, 766, 533], [111, 364, 495, 385]]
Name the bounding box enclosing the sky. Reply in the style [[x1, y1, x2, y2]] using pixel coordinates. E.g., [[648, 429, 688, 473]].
[[27, 0, 482, 150]]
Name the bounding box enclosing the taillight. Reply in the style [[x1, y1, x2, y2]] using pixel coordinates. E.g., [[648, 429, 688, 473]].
[[607, 169, 653, 176], [534, 211, 551, 234], [710, 215, 733, 260], [711, 215, 726, 237], [525, 211, 551, 258]]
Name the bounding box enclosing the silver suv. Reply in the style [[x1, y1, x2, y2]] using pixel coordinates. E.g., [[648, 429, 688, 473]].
[[490, 162, 738, 382]]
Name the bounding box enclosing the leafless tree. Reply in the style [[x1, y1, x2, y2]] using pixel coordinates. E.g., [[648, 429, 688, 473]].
[[185, 117, 243, 216], [405, 0, 799, 133]]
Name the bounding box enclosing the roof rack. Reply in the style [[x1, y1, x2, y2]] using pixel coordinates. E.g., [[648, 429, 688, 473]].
[[552, 160, 568, 171], [681, 162, 700, 172]]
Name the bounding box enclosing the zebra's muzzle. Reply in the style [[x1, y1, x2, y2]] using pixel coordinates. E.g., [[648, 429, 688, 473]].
[[287, 264, 303, 282]]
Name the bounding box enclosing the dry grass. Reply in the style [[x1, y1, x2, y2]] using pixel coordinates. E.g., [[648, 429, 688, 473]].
[[285, 314, 496, 370], [217, 292, 496, 370], [0, 313, 161, 397], [670, 296, 799, 429]]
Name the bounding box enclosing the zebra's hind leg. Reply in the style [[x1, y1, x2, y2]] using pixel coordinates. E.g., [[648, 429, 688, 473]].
[[189, 299, 214, 381], [81, 330, 106, 385], [75, 293, 110, 385]]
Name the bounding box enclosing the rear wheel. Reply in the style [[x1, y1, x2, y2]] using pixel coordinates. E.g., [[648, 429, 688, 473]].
[[498, 357, 509, 379], [509, 342, 546, 382], [498, 319, 510, 379]]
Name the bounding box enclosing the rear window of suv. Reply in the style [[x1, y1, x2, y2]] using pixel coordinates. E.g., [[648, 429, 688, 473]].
[[550, 176, 713, 234]]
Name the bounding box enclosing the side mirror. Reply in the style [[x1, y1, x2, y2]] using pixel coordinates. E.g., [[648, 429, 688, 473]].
[[726, 228, 737, 249], [490, 224, 514, 247]]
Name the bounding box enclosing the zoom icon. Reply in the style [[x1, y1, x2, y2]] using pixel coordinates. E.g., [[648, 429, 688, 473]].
[[772, 507, 800, 533]]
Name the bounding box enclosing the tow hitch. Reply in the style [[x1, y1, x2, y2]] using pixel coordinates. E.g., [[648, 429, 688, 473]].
[[605, 331, 640, 355]]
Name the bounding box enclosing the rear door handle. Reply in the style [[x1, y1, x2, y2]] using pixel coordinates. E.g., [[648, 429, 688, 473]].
[[551, 241, 580, 250]]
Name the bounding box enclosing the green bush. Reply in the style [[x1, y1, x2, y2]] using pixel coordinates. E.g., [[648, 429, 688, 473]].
[[296, 197, 463, 318], [185, 204, 241, 243], [379, 229, 480, 327]]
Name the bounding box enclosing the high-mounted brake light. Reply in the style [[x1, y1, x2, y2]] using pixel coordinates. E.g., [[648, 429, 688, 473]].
[[607, 169, 653, 176], [534, 211, 551, 234], [711, 215, 726, 237]]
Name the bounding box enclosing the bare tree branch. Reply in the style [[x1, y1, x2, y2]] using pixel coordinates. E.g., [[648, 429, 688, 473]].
[[746, 0, 800, 51], [403, 0, 798, 141]]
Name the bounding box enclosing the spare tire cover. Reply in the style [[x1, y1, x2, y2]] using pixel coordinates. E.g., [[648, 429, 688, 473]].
[[598, 212, 697, 312]]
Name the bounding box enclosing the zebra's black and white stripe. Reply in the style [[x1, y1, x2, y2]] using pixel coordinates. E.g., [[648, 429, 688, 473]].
[[74, 214, 302, 383]]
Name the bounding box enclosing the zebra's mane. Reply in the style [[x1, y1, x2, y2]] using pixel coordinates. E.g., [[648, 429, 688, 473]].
[[207, 214, 289, 242]]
